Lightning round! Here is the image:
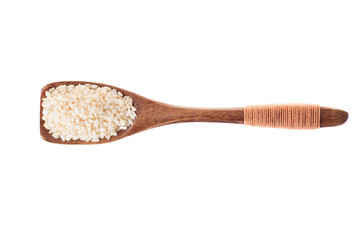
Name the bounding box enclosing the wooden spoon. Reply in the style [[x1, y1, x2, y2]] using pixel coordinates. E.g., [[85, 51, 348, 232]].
[[40, 81, 348, 144]]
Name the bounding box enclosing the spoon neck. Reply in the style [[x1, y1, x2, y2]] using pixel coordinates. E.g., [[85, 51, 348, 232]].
[[142, 102, 244, 127]]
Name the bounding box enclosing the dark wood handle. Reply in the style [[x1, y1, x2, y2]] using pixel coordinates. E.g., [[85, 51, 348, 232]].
[[130, 101, 244, 132], [158, 105, 245, 125], [144, 102, 244, 125], [320, 107, 348, 127]]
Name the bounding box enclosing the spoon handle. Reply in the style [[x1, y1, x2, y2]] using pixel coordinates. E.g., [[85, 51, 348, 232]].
[[135, 101, 347, 132], [137, 101, 244, 128], [161, 106, 245, 124]]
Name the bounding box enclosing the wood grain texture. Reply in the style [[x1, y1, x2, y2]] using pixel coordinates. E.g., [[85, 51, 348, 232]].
[[320, 107, 348, 128], [40, 81, 348, 144]]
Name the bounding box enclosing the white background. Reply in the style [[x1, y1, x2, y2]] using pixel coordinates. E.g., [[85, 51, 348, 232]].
[[0, 0, 359, 239]]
